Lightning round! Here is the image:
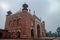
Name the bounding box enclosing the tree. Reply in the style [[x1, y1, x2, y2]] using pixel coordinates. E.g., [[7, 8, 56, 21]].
[[46, 27, 60, 37], [46, 31, 52, 37], [57, 27, 60, 37], [52, 32, 57, 37], [46, 31, 57, 37]]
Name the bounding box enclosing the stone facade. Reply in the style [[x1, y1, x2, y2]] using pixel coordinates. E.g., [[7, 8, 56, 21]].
[[5, 3, 46, 39], [0, 29, 8, 39]]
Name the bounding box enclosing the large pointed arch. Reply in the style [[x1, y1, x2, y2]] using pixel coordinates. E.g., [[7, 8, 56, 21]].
[[37, 24, 40, 37], [31, 29, 34, 38]]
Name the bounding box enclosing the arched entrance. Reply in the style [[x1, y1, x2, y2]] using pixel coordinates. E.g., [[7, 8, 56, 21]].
[[0, 32, 2, 39], [37, 24, 40, 37], [8, 32, 11, 38], [31, 29, 34, 38], [17, 31, 20, 38]]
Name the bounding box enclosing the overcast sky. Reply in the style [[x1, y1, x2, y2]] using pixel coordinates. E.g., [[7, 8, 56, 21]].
[[0, 0, 60, 32]]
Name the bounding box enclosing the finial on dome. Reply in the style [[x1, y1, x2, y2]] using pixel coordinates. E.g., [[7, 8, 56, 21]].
[[22, 3, 28, 11], [7, 11, 12, 16], [42, 21, 45, 25]]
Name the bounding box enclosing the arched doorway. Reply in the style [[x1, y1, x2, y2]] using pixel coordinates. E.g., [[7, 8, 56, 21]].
[[17, 31, 20, 38], [37, 24, 40, 37], [8, 32, 11, 38], [31, 29, 34, 38], [0, 32, 2, 39]]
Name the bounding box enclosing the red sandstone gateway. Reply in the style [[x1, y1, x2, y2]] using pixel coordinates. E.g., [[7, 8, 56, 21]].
[[0, 3, 46, 39]]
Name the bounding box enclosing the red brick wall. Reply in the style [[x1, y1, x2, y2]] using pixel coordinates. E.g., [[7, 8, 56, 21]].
[[5, 10, 46, 38], [0, 30, 8, 38], [5, 10, 34, 38]]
